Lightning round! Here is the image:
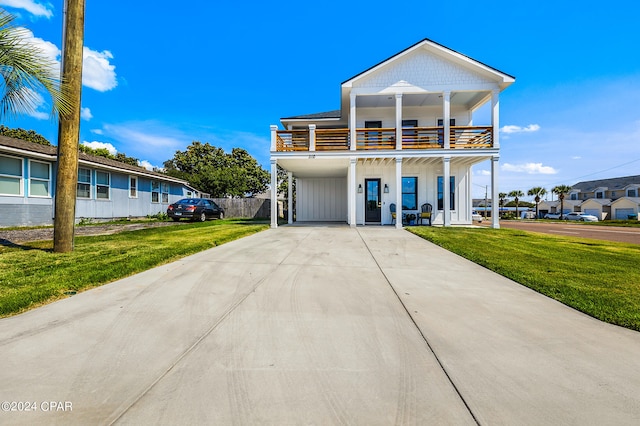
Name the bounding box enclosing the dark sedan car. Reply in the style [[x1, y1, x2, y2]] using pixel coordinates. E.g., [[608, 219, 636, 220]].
[[167, 198, 224, 222]]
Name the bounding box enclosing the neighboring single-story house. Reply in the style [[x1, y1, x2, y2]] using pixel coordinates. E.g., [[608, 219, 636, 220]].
[[0, 135, 200, 227], [270, 38, 514, 228], [537, 199, 580, 217], [610, 197, 640, 220]]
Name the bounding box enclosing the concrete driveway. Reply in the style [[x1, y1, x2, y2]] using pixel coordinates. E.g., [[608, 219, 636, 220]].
[[1, 226, 639, 425]]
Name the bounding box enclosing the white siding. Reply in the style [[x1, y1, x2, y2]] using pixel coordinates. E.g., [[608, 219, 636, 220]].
[[296, 177, 347, 222]]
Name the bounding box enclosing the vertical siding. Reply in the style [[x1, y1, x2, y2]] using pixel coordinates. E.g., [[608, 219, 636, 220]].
[[296, 177, 347, 221]]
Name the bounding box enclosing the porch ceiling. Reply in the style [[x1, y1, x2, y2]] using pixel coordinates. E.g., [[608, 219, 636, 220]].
[[354, 91, 490, 110]]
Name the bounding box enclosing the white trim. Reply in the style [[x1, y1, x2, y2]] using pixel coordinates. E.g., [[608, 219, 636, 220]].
[[27, 159, 51, 198], [96, 170, 111, 200], [0, 153, 24, 197], [77, 167, 92, 199], [129, 175, 138, 198]]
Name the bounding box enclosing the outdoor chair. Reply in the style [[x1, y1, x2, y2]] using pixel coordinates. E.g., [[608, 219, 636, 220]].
[[417, 203, 433, 226], [390, 203, 397, 225]]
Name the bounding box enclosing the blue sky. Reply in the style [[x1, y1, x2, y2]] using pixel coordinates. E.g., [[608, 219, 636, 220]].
[[1, 0, 639, 200]]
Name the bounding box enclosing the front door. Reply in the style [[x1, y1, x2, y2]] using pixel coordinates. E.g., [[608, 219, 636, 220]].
[[365, 178, 381, 223]]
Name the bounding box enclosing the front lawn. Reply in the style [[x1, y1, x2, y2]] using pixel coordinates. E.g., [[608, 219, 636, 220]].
[[408, 226, 640, 331], [0, 219, 268, 317]]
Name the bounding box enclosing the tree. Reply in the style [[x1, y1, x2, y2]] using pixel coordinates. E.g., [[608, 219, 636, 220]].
[[527, 187, 547, 219], [508, 190, 524, 219], [0, 125, 50, 145], [53, 0, 85, 253], [78, 144, 139, 167], [0, 9, 71, 118], [498, 192, 507, 218], [164, 142, 269, 197], [552, 185, 572, 220]]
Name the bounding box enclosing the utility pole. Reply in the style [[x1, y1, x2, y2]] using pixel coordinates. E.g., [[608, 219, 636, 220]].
[[53, 0, 85, 253]]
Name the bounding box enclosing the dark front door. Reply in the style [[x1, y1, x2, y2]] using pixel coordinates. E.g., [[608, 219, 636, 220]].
[[365, 178, 381, 223]]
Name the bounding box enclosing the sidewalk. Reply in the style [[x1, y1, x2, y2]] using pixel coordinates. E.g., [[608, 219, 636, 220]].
[[0, 226, 639, 425]]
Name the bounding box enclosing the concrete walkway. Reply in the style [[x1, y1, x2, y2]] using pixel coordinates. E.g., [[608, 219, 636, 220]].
[[1, 226, 639, 425]]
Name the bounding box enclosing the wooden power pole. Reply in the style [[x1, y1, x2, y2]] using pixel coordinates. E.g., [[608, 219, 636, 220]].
[[53, 0, 85, 253]]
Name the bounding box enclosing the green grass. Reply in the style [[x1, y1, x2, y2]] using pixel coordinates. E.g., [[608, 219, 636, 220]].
[[408, 226, 640, 331], [0, 219, 268, 317]]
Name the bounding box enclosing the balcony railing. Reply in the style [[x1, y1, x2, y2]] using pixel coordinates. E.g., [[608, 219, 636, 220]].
[[275, 126, 493, 151]]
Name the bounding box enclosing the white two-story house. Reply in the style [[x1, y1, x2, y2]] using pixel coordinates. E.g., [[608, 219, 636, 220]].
[[269, 38, 514, 228]]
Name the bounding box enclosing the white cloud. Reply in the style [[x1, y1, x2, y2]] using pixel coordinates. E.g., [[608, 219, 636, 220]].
[[477, 169, 491, 176], [501, 124, 541, 134], [81, 107, 93, 120], [0, 0, 53, 18], [571, 156, 582, 160], [90, 129, 104, 135], [82, 47, 117, 92], [502, 162, 557, 175], [138, 160, 162, 171], [82, 141, 117, 156]]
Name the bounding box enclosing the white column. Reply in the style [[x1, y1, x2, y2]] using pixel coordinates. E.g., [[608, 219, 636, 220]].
[[270, 125, 278, 151], [395, 157, 403, 229], [395, 93, 403, 150], [491, 155, 500, 229], [287, 172, 293, 224], [443, 156, 451, 227], [309, 124, 316, 152], [270, 159, 278, 228], [350, 93, 357, 151], [491, 89, 500, 149], [443, 91, 451, 149], [349, 157, 357, 226]]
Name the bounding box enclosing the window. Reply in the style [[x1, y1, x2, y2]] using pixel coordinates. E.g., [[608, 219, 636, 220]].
[[0, 155, 23, 196], [29, 160, 51, 197], [77, 168, 91, 198], [96, 171, 110, 199], [596, 191, 604, 199], [437, 176, 456, 210], [151, 181, 160, 203], [402, 177, 417, 210], [437, 118, 456, 126], [129, 176, 138, 198], [570, 193, 577, 200], [161, 183, 169, 203], [364, 121, 382, 143], [628, 188, 637, 197]]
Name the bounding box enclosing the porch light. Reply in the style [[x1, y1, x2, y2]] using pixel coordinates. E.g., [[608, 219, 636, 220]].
[[358, 184, 363, 193], [384, 184, 389, 193]]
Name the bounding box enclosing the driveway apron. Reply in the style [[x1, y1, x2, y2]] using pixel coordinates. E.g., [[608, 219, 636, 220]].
[[0, 226, 639, 425]]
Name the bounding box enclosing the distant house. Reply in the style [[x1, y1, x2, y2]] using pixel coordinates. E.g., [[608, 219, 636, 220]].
[[569, 175, 640, 220], [0, 135, 201, 227], [270, 38, 514, 228]]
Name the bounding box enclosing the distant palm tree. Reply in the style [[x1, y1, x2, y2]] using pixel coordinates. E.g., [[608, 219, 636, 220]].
[[509, 190, 524, 219], [528, 187, 547, 219], [0, 8, 71, 118], [552, 185, 572, 220], [498, 192, 507, 217]]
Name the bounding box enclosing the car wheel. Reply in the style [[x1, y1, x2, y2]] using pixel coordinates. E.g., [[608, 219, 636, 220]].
[[199, 212, 206, 222], [219, 211, 224, 220], [171, 217, 180, 222]]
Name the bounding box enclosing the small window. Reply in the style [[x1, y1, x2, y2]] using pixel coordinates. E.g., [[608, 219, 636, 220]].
[[129, 176, 138, 198], [402, 177, 417, 210], [570, 193, 577, 200], [29, 160, 51, 197], [0, 154, 23, 196], [437, 176, 456, 210], [151, 181, 160, 203], [96, 171, 110, 199], [161, 183, 169, 203], [77, 168, 91, 199], [628, 189, 637, 197], [437, 118, 456, 126], [596, 191, 604, 199]]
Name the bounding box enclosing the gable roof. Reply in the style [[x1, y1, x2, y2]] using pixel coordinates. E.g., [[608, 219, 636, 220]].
[[342, 38, 515, 88], [572, 175, 640, 192], [0, 135, 191, 186]]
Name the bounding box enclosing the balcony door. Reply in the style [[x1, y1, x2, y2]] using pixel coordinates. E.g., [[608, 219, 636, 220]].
[[365, 178, 381, 223]]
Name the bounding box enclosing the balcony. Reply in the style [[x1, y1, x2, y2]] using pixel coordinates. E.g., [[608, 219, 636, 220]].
[[275, 126, 493, 152]]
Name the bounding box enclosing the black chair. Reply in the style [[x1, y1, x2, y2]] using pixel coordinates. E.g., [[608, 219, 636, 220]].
[[390, 203, 397, 225], [417, 203, 433, 226]]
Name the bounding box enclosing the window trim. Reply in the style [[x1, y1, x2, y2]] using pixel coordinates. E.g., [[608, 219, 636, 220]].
[[437, 176, 456, 211], [129, 176, 138, 199], [627, 188, 638, 198], [0, 154, 24, 197], [161, 182, 169, 204], [77, 167, 92, 199], [151, 180, 160, 203], [401, 176, 418, 210], [96, 170, 110, 200], [28, 159, 51, 198]]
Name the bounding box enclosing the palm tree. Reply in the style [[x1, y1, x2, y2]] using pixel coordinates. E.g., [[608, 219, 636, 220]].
[[552, 185, 572, 220], [498, 192, 507, 218], [509, 190, 524, 219], [527, 187, 547, 219], [0, 8, 71, 118]]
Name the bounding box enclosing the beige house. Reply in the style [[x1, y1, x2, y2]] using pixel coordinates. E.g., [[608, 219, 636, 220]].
[[580, 198, 611, 220], [610, 197, 640, 220]]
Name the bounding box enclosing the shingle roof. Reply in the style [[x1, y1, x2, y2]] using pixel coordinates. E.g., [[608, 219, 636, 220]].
[[280, 110, 342, 121], [572, 175, 640, 191]]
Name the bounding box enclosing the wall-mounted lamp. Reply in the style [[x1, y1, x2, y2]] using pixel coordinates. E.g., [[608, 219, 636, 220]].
[[358, 184, 363, 193], [384, 184, 389, 193]]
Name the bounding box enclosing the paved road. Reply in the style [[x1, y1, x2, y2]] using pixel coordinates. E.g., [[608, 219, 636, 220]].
[[1, 226, 639, 425], [485, 220, 640, 244]]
